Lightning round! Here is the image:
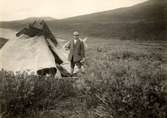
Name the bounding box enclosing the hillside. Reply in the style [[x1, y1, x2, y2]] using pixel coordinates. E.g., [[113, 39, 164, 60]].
[[0, 0, 166, 40], [49, 0, 166, 40], [0, 17, 56, 30]]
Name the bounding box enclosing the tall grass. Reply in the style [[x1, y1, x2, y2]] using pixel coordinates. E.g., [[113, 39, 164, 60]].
[[0, 72, 78, 118], [82, 48, 167, 118], [0, 47, 166, 118]]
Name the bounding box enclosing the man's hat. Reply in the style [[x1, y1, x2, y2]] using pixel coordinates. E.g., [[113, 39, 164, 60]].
[[73, 31, 79, 36]]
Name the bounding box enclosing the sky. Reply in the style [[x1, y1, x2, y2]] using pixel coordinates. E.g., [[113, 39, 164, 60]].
[[0, 0, 147, 21]]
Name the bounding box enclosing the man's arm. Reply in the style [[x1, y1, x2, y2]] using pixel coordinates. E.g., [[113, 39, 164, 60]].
[[64, 40, 71, 50]]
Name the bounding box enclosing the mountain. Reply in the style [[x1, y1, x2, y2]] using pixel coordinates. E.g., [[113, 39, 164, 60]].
[[0, 0, 166, 40], [18, 17, 56, 23], [49, 0, 166, 40], [0, 17, 56, 30]]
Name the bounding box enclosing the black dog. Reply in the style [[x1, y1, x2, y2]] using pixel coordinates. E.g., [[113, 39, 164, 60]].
[[37, 67, 57, 77]]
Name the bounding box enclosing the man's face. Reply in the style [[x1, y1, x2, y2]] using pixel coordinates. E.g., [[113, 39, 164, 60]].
[[73, 35, 79, 40]]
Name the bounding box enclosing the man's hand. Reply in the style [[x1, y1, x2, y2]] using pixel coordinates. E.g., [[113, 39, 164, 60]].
[[63, 41, 70, 50], [80, 58, 85, 63]]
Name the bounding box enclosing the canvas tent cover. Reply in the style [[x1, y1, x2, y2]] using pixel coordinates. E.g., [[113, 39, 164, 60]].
[[0, 34, 70, 74], [0, 21, 70, 73]]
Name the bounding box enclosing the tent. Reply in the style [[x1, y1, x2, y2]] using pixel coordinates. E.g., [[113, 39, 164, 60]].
[[0, 20, 71, 77]]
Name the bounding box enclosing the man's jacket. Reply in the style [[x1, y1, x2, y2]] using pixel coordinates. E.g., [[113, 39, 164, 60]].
[[66, 39, 85, 62]]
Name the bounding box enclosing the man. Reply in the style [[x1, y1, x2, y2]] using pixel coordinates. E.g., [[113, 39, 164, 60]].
[[65, 31, 85, 75]]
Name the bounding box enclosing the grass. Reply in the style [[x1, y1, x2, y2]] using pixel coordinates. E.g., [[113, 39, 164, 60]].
[[0, 39, 167, 118]]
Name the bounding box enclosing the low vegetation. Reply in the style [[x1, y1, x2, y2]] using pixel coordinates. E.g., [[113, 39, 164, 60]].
[[0, 43, 166, 118]]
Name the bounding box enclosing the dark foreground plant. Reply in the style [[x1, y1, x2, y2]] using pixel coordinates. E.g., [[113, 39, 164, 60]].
[[82, 50, 167, 118], [0, 70, 77, 118], [0, 50, 166, 118]]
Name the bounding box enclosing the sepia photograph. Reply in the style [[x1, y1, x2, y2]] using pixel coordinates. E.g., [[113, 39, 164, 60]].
[[0, 0, 166, 117]]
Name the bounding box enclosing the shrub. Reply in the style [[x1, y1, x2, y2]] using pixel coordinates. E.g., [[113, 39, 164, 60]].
[[0, 48, 166, 118], [82, 50, 167, 118], [0, 71, 77, 118]]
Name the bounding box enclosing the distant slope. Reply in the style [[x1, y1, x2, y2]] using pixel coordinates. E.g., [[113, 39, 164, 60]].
[[0, 17, 56, 30], [0, 0, 166, 40], [0, 28, 17, 40], [0, 37, 8, 49], [49, 0, 166, 40]]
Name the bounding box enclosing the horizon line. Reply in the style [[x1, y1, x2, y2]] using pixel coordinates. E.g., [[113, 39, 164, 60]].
[[0, 4, 137, 22]]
